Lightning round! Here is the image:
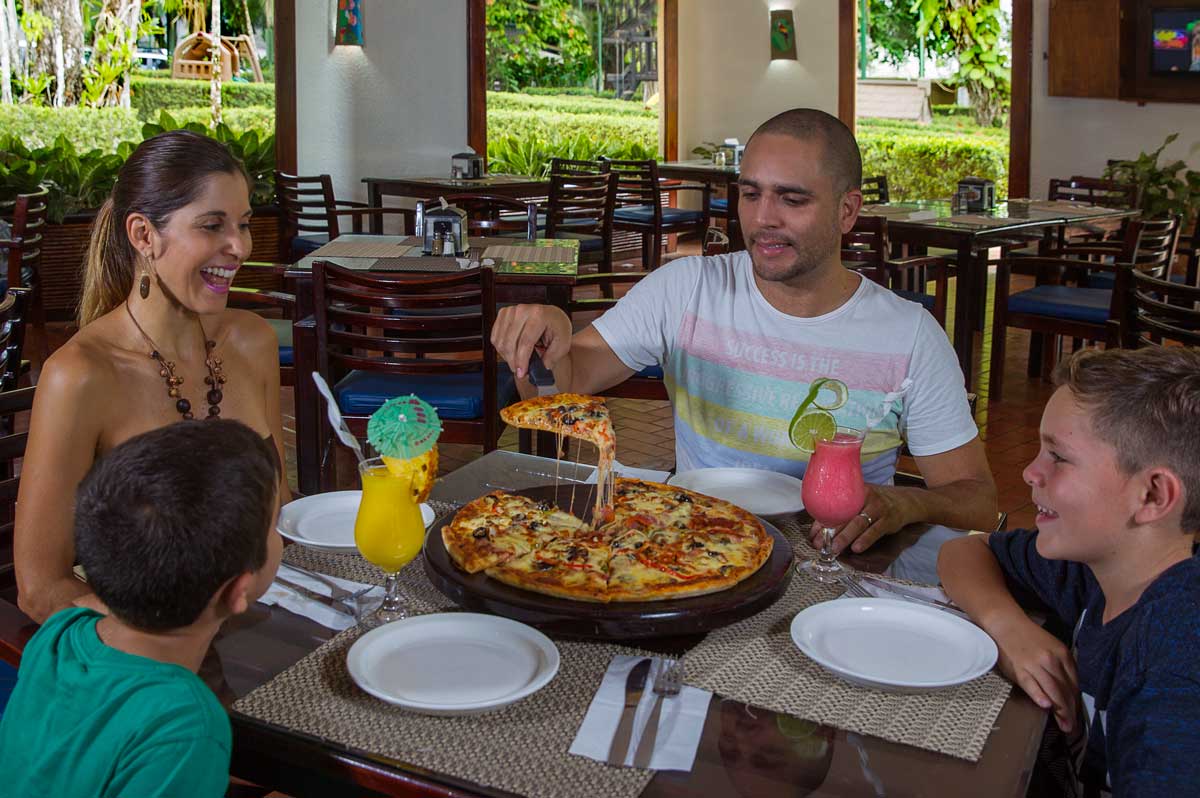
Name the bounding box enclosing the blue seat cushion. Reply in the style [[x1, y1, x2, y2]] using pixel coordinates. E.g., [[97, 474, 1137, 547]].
[[265, 318, 294, 367], [892, 288, 936, 311], [334, 364, 518, 419], [711, 198, 729, 212], [291, 235, 328, 258], [636, 364, 664, 379], [1007, 285, 1112, 325], [0, 659, 15, 717], [613, 206, 705, 225]]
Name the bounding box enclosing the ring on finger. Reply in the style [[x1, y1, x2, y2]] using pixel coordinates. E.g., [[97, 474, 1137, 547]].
[[857, 511, 874, 526]]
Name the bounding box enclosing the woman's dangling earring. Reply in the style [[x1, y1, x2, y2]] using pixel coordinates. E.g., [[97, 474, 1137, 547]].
[[139, 255, 152, 300]]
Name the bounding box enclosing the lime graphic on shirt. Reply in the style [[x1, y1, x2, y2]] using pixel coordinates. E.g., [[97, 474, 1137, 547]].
[[788, 377, 848, 453]]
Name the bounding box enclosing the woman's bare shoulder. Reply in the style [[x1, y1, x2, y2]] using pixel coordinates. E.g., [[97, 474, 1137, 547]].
[[37, 330, 121, 397], [218, 308, 279, 357]]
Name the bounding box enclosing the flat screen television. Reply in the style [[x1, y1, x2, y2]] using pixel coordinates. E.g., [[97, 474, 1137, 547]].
[[1150, 8, 1200, 74]]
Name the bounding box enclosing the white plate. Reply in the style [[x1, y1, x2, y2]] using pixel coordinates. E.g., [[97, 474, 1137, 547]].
[[668, 467, 804, 517], [346, 613, 560, 715], [790, 598, 997, 692], [277, 491, 434, 553]]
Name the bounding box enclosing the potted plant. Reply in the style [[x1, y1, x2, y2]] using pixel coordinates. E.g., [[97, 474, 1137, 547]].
[[0, 113, 281, 320], [1105, 133, 1200, 227]]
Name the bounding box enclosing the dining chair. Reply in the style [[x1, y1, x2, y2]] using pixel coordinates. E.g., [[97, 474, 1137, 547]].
[[275, 172, 414, 260], [990, 215, 1181, 401], [297, 261, 515, 490], [1109, 265, 1200, 349], [860, 175, 891, 205], [0, 188, 48, 362], [548, 157, 608, 178], [607, 159, 709, 271], [228, 263, 296, 387], [0, 383, 34, 596], [545, 171, 618, 284], [415, 194, 538, 240], [841, 216, 953, 327]]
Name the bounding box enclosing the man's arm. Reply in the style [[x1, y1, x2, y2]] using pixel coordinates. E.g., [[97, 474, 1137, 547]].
[[938, 534, 1079, 732], [491, 305, 635, 398], [820, 436, 998, 554]]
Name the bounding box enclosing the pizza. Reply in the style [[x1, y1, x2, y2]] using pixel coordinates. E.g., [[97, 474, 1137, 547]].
[[499, 394, 616, 519], [441, 478, 774, 602]]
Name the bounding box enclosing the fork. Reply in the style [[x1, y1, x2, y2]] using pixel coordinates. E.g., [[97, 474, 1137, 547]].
[[281, 563, 375, 603], [840, 572, 872, 598], [632, 659, 683, 768]]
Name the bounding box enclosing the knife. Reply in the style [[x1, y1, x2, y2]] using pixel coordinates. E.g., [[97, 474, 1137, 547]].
[[856, 574, 971, 620], [274, 576, 358, 618], [527, 351, 558, 397], [607, 658, 651, 766]]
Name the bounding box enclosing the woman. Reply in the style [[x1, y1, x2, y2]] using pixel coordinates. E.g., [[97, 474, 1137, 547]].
[[15, 130, 289, 623]]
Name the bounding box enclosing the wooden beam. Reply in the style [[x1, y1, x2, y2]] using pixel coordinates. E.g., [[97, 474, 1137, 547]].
[[838, 0, 856, 133], [467, 0, 487, 158], [662, 0, 678, 160], [274, 0, 297, 175], [1009, 0, 1033, 198]]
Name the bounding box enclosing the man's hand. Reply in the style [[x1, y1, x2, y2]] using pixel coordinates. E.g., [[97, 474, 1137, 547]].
[[809, 484, 914, 554], [989, 615, 1080, 733], [491, 304, 573, 380]]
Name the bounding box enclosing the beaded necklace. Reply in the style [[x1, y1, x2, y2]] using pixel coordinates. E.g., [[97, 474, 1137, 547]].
[[125, 301, 226, 420]]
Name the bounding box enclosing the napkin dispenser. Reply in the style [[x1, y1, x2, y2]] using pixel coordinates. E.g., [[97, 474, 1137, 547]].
[[716, 143, 744, 167], [451, 151, 484, 180], [956, 176, 995, 212], [417, 198, 470, 256]]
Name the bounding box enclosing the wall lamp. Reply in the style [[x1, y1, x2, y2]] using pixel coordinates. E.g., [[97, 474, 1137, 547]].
[[770, 10, 797, 60], [336, 0, 364, 46]]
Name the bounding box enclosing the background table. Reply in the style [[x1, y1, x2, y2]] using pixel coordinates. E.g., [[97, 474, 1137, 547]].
[[363, 176, 551, 235], [657, 160, 742, 251]]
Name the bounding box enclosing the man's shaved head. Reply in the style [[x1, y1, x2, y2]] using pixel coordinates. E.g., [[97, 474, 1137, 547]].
[[747, 108, 862, 195]]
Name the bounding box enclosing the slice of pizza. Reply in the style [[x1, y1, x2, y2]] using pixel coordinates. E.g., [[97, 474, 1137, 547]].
[[485, 530, 612, 603], [441, 492, 585, 573], [500, 393, 617, 519]]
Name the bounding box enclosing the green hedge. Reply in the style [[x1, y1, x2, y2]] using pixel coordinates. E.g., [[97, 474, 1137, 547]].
[[489, 108, 657, 153], [517, 86, 617, 98], [0, 105, 142, 151], [858, 132, 1008, 201], [130, 76, 275, 117], [0, 104, 274, 153], [488, 90, 654, 118]]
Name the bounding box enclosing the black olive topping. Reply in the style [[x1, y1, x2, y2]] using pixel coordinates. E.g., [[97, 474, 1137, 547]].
[[719, 565, 732, 575], [566, 546, 586, 561], [675, 493, 693, 503], [534, 561, 554, 571], [689, 540, 705, 549], [472, 528, 489, 539]]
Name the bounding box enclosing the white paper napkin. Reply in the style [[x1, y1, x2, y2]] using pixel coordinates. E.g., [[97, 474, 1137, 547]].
[[570, 654, 710, 771], [258, 564, 383, 631], [851, 575, 954, 606]]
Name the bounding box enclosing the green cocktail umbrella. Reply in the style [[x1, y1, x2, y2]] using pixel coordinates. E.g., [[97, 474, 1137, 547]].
[[367, 395, 442, 460]]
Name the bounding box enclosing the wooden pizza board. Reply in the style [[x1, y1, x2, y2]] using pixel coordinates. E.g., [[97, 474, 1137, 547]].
[[423, 485, 795, 639]]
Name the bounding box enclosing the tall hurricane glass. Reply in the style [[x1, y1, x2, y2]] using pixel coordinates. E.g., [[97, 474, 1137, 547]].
[[800, 427, 867, 583], [354, 456, 425, 627]]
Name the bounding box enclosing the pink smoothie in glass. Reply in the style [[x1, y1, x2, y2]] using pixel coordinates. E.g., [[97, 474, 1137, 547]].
[[801, 432, 867, 528]]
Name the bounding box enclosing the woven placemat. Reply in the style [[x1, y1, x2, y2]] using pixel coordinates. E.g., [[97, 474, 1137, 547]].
[[369, 256, 465, 272], [484, 244, 577, 263], [309, 239, 419, 258], [233, 627, 656, 798], [682, 517, 1011, 762]]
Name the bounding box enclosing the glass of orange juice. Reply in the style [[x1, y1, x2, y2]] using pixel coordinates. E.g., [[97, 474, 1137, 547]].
[[354, 456, 426, 627]]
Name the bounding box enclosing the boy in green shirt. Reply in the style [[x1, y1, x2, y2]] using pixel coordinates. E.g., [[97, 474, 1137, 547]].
[[0, 419, 282, 797]]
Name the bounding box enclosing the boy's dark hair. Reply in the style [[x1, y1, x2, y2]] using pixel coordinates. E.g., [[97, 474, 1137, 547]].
[[748, 108, 863, 194], [75, 420, 281, 630], [1055, 347, 1200, 531]]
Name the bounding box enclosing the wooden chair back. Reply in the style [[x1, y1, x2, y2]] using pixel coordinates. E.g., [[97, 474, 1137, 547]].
[[417, 194, 538, 240], [841, 215, 891, 285], [275, 172, 339, 239], [545, 171, 617, 241], [1049, 176, 1137, 208], [0, 290, 29, 394], [3, 188, 48, 292], [861, 175, 890, 204], [228, 264, 295, 387], [1116, 215, 1181, 278], [0, 384, 34, 593], [548, 158, 609, 178], [607, 158, 661, 214], [308, 261, 501, 448], [1112, 267, 1200, 349]]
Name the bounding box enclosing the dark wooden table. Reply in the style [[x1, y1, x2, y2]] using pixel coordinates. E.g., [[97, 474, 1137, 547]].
[[0, 451, 1047, 798], [657, 160, 743, 251], [363, 176, 551, 235], [859, 200, 1139, 387]]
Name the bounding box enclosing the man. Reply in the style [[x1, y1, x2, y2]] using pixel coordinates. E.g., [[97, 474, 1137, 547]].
[[492, 108, 996, 554]]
